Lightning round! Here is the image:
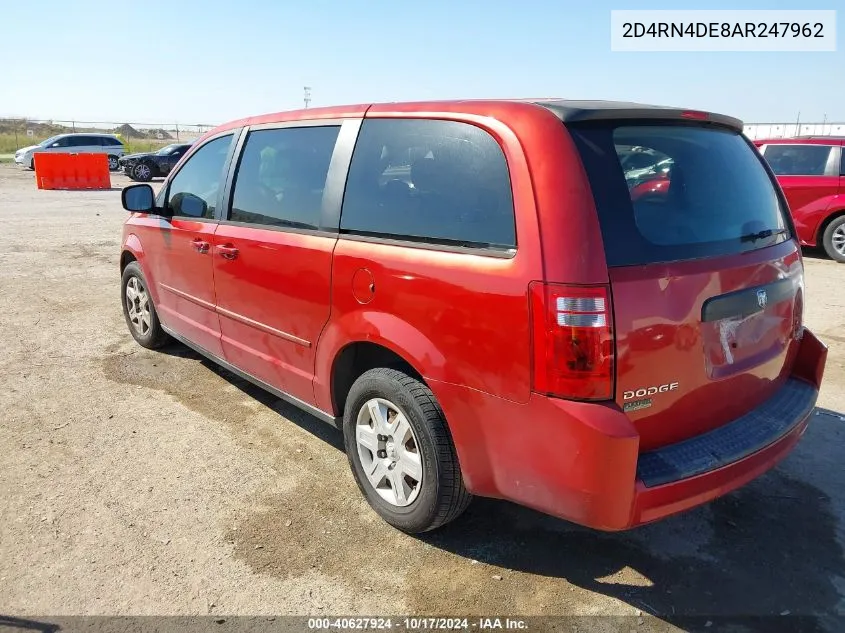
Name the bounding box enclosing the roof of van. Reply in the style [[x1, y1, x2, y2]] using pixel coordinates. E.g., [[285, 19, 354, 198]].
[[208, 99, 745, 138], [752, 136, 845, 145]]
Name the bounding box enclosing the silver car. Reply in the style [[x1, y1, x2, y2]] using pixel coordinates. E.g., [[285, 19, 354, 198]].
[[14, 133, 127, 171]]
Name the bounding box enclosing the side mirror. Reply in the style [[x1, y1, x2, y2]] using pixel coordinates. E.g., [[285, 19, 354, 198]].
[[122, 184, 155, 213], [169, 192, 207, 218]]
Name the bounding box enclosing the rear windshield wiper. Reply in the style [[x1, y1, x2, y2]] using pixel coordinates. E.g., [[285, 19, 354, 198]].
[[740, 228, 788, 243]]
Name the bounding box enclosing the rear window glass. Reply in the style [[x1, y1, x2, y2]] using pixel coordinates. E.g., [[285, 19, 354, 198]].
[[569, 124, 790, 267]]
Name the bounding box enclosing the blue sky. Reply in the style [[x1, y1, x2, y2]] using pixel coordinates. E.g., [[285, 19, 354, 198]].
[[0, 0, 842, 125]]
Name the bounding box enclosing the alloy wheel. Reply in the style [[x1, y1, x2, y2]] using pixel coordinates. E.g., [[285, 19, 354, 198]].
[[832, 224, 845, 257], [134, 164, 152, 181], [125, 276, 151, 336]]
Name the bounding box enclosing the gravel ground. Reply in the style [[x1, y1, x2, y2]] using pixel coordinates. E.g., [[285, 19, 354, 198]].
[[0, 163, 844, 631]]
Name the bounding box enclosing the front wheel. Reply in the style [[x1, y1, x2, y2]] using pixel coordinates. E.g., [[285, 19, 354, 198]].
[[121, 261, 169, 349], [343, 367, 471, 533], [132, 162, 153, 182], [107, 155, 119, 171], [822, 215, 845, 263]]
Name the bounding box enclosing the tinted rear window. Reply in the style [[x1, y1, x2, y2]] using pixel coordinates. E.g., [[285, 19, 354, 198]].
[[569, 124, 790, 267]]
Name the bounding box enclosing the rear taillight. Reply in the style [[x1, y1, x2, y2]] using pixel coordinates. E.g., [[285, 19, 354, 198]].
[[529, 282, 614, 401]]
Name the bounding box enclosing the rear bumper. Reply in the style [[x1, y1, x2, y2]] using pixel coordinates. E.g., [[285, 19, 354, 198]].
[[432, 328, 827, 530]]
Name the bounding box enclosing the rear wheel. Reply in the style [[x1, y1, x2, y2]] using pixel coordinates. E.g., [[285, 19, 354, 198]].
[[821, 215, 845, 263], [107, 155, 119, 171], [343, 368, 471, 533], [121, 262, 169, 349], [132, 162, 153, 182]]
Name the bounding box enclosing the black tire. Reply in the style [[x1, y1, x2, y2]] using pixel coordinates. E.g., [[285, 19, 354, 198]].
[[132, 162, 154, 182], [343, 367, 471, 533], [107, 155, 120, 171], [821, 214, 845, 263], [29, 158, 35, 170], [121, 261, 169, 349]]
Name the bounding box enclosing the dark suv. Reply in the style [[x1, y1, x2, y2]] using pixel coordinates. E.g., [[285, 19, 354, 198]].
[[119, 143, 193, 182], [118, 100, 827, 533]]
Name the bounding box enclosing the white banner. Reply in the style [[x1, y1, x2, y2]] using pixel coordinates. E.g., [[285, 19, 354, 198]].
[[611, 10, 837, 52]]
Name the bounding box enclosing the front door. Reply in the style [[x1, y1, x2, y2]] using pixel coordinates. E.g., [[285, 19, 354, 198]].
[[211, 123, 345, 403], [145, 132, 237, 358]]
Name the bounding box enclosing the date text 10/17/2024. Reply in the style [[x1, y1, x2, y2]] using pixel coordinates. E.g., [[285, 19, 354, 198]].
[[307, 618, 528, 630]]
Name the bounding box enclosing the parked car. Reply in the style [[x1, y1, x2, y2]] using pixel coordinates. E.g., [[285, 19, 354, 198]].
[[620, 147, 673, 185], [754, 136, 845, 262], [118, 100, 827, 534], [629, 170, 671, 202], [119, 143, 193, 182], [14, 133, 126, 171]]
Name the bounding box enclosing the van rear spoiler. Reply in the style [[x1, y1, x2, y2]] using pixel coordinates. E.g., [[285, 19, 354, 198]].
[[534, 100, 744, 132]]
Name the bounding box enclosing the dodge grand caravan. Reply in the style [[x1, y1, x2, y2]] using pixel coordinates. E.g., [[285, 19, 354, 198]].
[[119, 100, 828, 534], [754, 137, 845, 263]]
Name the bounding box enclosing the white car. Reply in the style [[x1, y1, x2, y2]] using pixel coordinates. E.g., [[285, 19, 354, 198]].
[[14, 133, 127, 171]]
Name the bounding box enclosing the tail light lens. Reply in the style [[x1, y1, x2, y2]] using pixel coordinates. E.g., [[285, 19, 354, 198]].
[[529, 282, 614, 400]]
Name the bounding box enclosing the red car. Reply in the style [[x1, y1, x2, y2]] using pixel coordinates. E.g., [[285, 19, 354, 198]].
[[754, 136, 845, 262], [118, 100, 827, 533]]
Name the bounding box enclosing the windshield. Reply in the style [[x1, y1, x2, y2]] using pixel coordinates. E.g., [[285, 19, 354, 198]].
[[569, 123, 790, 267], [155, 144, 179, 156], [39, 135, 62, 147]]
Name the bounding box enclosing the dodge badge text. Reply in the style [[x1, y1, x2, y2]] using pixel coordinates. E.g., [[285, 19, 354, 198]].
[[623, 382, 680, 400]]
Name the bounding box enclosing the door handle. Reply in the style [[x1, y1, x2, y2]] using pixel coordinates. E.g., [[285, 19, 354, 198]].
[[191, 238, 210, 254], [217, 244, 239, 260]]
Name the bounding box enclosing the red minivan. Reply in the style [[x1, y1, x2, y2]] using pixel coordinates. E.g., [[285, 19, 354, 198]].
[[119, 100, 828, 533], [754, 136, 845, 262]]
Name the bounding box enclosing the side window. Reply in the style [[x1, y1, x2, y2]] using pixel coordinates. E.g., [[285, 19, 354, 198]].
[[51, 137, 70, 148], [840, 147, 845, 176], [340, 119, 516, 249], [68, 136, 91, 147], [167, 134, 233, 219], [229, 126, 340, 229], [763, 144, 833, 176]]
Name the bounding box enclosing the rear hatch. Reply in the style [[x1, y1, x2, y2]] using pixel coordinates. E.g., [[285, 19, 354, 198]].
[[568, 119, 804, 451]]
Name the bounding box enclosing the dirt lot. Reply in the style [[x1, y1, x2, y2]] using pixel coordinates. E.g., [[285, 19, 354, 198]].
[[0, 163, 844, 630]]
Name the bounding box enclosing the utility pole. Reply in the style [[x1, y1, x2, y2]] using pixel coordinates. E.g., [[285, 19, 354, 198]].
[[304, 86, 312, 109]]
